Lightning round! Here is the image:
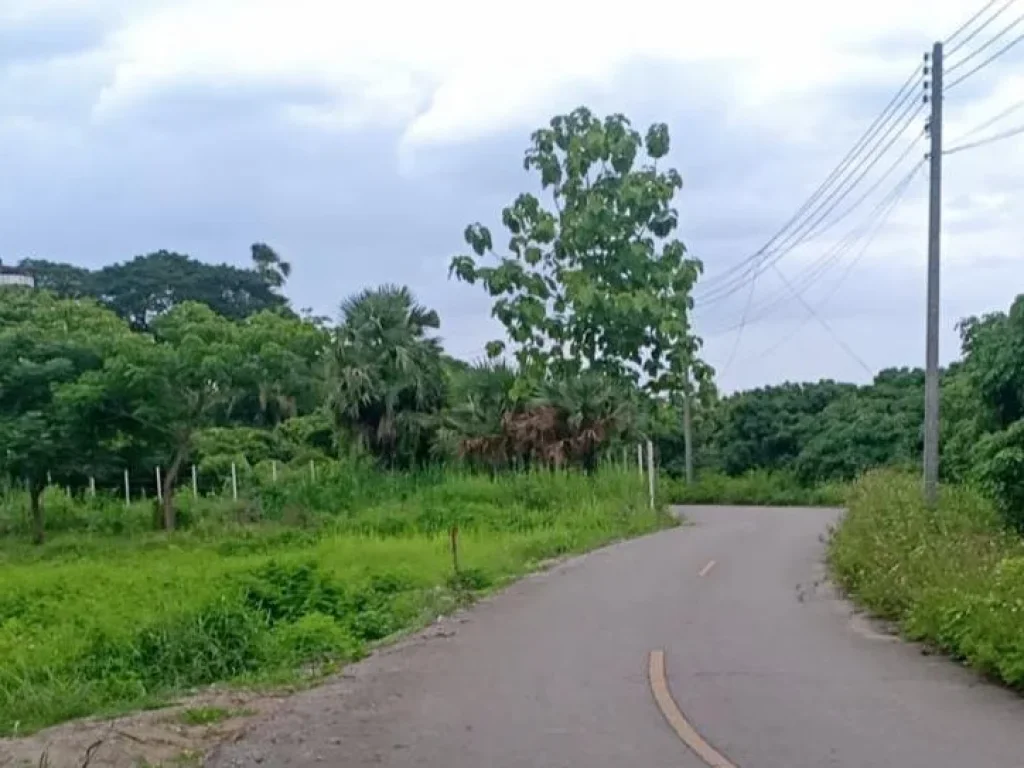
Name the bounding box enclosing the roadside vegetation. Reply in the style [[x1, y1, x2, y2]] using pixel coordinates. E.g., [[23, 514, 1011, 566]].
[[7, 101, 1024, 735]]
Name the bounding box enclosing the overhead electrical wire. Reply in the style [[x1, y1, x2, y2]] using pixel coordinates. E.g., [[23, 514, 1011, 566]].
[[946, 27, 1024, 91], [945, 121, 1024, 154], [696, 65, 924, 298], [949, 96, 1024, 142], [699, 94, 924, 307], [706, 159, 924, 338], [750, 163, 924, 363], [946, 9, 1024, 75], [945, 0, 1018, 56]]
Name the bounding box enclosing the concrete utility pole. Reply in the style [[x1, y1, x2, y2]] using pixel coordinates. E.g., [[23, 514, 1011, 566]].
[[923, 42, 944, 507]]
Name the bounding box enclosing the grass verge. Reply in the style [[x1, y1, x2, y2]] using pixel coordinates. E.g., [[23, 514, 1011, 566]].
[[829, 470, 1024, 687], [0, 468, 672, 735], [661, 470, 848, 507]]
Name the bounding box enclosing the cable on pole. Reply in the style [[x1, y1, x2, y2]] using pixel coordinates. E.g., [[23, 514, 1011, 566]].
[[696, 66, 924, 295], [699, 97, 925, 306], [947, 9, 1024, 74], [946, 28, 1024, 90], [945, 121, 1024, 153], [950, 97, 1024, 142], [946, 0, 1018, 56]]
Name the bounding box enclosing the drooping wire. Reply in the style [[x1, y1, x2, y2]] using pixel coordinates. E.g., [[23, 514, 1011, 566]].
[[945, 121, 1024, 154], [946, 28, 1024, 91], [946, 0, 1018, 56], [750, 163, 924, 362], [767, 265, 876, 378], [947, 9, 1024, 75], [699, 96, 925, 306], [949, 97, 1024, 143], [696, 65, 924, 296], [706, 159, 924, 337]]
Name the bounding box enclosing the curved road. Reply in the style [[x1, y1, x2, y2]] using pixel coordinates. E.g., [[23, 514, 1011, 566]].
[[208, 506, 1024, 767]]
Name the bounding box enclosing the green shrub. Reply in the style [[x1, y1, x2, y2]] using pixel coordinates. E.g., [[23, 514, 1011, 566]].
[[829, 470, 1024, 687], [662, 471, 847, 507]]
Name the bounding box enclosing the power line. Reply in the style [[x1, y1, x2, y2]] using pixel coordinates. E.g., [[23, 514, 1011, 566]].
[[946, 8, 1024, 75], [946, 28, 1024, 90], [699, 96, 925, 305], [751, 163, 923, 361], [950, 96, 1024, 142], [945, 121, 1024, 153], [769, 264, 876, 377], [706, 159, 924, 337], [696, 66, 924, 295], [946, 0, 1018, 56]]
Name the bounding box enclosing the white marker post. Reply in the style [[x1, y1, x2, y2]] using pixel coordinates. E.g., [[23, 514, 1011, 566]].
[[191, 464, 198, 498], [231, 462, 238, 501], [123, 469, 130, 507], [271, 460, 278, 483], [310, 460, 316, 482], [646, 440, 656, 510], [89, 477, 96, 498], [638, 444, 644, 479], [156, 466, 163, 503]]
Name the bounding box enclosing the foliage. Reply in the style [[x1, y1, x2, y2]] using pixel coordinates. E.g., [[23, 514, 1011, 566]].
[[325, 285, 445, 469], [662, 471, 848, 508], [829, 471, 1024, 687], [451, 107, 709, 398], [20, 249, 291, 331], [0, 468, 671, 734]]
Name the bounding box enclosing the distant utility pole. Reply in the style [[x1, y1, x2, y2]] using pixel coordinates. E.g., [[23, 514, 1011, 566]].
[[923, 41, 944, 507]]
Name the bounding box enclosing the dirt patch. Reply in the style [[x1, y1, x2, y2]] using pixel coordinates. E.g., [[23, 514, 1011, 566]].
[[0, 690, 286, 768]]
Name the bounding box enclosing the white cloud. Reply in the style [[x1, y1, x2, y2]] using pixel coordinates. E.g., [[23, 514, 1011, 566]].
[[80, 0, 984, 147]]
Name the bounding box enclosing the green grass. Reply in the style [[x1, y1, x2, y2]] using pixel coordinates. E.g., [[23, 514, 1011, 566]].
[[661, 470, 848, 508], [0, 468, 673, 735], [829, 470, 1024, 687]]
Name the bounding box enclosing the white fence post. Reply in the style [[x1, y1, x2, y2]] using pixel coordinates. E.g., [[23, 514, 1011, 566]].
[[646, 440, 656, 510], [231, 462, 238, 501], [124, 469, 130, 507], [191, 464, 198, 498], [271, 460, 278, 483], [310, 460, 316, 482], [637, 444, 644, 478], [89, 477, 96, 498], [156, 466, 163, 502]]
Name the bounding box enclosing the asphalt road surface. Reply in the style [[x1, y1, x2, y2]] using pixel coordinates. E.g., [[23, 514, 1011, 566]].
[[207, 506, 1024, 767]]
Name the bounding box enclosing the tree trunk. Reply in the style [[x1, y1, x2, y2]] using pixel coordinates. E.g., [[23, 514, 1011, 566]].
[[29, 481, 45, 546], [161, 447, 188, 531]]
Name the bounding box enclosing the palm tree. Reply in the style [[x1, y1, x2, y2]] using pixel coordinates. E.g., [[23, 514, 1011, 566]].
[[441, 361, 520, 469], [325, 285, 445, 468]]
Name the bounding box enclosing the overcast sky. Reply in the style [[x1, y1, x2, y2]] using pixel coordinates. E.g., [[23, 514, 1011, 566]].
[[2, 0, 1023, 392]]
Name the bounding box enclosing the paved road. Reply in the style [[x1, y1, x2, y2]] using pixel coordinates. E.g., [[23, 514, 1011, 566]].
[[208, 507, 1024, 767]]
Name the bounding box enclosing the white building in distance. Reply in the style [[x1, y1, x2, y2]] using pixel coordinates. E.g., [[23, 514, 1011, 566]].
[[0, 265, 34, 288]]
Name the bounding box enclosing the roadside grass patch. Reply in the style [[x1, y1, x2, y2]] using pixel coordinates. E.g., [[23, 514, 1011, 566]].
[[662, 470, 848, 507], [0, 468, 673, 735], [829, 470, 1024, 686]]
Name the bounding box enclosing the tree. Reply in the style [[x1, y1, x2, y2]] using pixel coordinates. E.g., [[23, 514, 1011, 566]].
[[64, 302, 246, 529], [325, 286, 446, 468], [250, 243, 292, 290], [20, 250, 291, 331], [0, 290, 134, 543], [451, 107, 709, 398]]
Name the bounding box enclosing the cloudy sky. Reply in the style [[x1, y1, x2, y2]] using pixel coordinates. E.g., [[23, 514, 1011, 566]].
[[2, 0, 1023, 392]]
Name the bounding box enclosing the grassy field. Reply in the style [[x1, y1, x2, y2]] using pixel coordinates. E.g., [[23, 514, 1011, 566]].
[[829, 471, 1024, 688], [661, 470, 848, 508], [0, 467, 671, 735]]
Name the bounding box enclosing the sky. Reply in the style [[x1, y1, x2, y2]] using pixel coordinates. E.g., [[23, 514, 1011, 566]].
[[2, 0, 1024, 392]]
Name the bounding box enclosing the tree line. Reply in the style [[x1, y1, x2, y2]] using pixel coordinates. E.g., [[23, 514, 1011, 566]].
[[3, 105, 1023, 543]]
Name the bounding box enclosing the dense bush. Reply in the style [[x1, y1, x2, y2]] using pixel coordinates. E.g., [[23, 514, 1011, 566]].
[[829, 471, 1024, 686], [661, 471, 847, 508], [0, 468, 672, 734]]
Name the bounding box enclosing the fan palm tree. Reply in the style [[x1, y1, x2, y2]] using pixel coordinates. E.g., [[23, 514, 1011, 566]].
[[325, 285, 445, 468]]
